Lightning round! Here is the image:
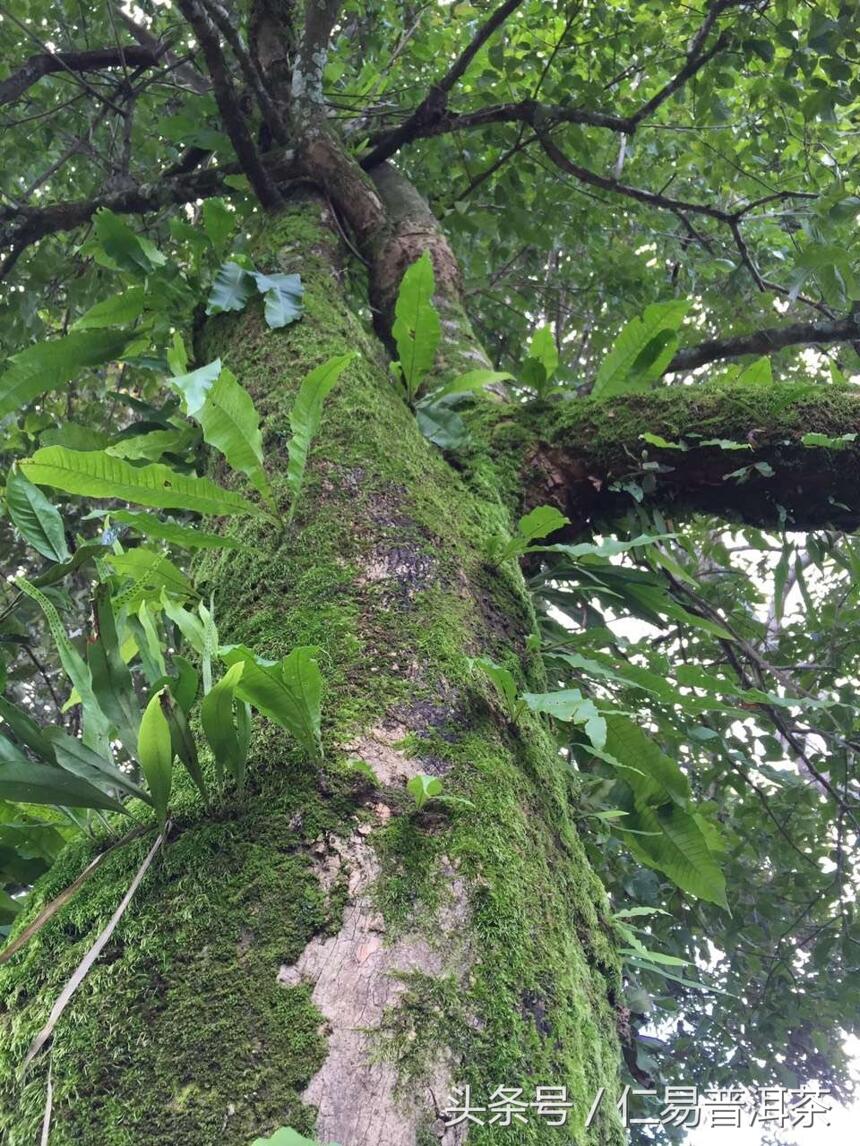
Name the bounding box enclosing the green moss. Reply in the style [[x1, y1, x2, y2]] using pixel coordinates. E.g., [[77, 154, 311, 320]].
[[371, 716, 622, 1145], [0, 194, 624, 1144], [0, 767, 356, 1144], [544, 381, 860, 467]]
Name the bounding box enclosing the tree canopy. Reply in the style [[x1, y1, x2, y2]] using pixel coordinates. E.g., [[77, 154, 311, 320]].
[[0, 2, 859, 1143]]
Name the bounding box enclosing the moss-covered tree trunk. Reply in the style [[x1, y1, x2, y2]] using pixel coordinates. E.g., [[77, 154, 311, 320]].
[[0, 194, 626, 1145]]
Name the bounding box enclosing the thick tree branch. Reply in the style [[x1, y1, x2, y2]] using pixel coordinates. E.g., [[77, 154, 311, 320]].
[[668, 314, 860, 373], [0, 46, 160, 108], [176, 0, 282, 208], [511, 384, 860, 532], [293, 0, 342, 122]]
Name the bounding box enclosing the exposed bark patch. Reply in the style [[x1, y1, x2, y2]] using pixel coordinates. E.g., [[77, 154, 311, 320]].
[[346, 721, 416, 787], [357, 542, 436, 598], [278, 823, 471, 1146]]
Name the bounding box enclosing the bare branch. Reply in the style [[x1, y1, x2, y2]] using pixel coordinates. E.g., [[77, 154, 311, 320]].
[[293, 0, 342, 121], [115, 6, 210, 94], [0, 45, 159, 108], [0, 167, 229, 276], [176, 0, 282, 208], [668, 314, 860, 373], [199, 0, 287, 141], [362, 0, 526, 166]]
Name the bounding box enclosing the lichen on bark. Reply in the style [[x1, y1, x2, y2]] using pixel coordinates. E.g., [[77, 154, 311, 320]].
[[0, 194, 625, 1145]]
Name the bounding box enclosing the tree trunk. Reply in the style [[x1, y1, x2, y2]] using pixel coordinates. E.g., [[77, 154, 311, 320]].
[[0, 193, 625, 1145]]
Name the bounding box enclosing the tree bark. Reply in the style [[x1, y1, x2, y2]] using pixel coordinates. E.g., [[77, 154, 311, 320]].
[[0, 194, 625, 1145]]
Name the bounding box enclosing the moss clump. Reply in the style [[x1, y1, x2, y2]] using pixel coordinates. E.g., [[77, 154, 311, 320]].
[[0, 764, 358, 1144]]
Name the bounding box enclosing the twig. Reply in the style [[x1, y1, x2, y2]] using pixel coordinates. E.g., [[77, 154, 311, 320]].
[[0, 824, 150, 966], [23, 829, 164, 1071]]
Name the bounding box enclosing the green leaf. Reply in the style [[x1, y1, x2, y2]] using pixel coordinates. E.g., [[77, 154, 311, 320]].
[[802, 431, 857, 449], [736, 356, 773, 385], [205, 262, 256, 315], [137, 690, 174, 824], [135, 601, 167, 681], [45, 728, 151, 805], [602, 716, 727, 907], [252, 271, 304, 329], [5, 466, 70, 563], [162, 691, 207, 799], [535, 532, 675, 560], [87, 586, 140, 757], [523, 689, 606, 749], [641, 432, 686, 450], [16, 577, 111, 757], [407, 773, 443, 810], [0, 755, 126, 813], [0, 697, 55, 761], [168, 359, 223, 416], [201, 661, 251, 785], [103, 511, 244, 551], [167, 333, 189, 377], [221, 645, 323, 761], [170, 656, 200, 714], [517, 505, 569, 545], [468, 656, 522, 721], [40, 424, 110, 452], [523, 325, 559, 386], [250, 1128, 323, 1146], [699, 438, 750, 451], [106, 428, 194, 462], [161, 594, 206, 657], [392, 252, 441, 399], [194, 367, 270, 499], [198, 598, 219, 695], [414, 395, 468, 450], [0, 331, 128, 419], [90, 208, 166, 273], [433, 369, 513, 398], [71, 288, 147, 331], [592, 301, 689, 397], [21, 447, 264, 517], [107, 547, 194, 603], [201, 197, 234, 249], [493, 504, 569, 561], [287, 354, 354, 520]]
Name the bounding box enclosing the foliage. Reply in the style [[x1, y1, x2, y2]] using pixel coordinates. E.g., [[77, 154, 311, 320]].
[[391, 251, 441, 401], [286, 354, 355, 520], [1, 0, 859, 1140], [406, 773, 444, 812]]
